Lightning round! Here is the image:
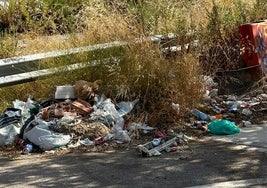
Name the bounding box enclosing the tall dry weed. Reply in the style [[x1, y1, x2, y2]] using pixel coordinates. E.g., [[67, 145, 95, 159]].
[[0, 0, 262, 128]]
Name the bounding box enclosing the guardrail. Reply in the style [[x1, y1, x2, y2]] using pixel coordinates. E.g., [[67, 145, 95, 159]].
[[0, 34, 197, 88], [0, 41, 128, 87]]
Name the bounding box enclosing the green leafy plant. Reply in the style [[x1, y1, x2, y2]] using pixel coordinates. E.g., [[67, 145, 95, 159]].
[[0, 0, 87, 34]]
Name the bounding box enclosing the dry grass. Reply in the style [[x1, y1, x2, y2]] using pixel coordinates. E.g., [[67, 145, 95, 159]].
[[0, 0, 264, 128]]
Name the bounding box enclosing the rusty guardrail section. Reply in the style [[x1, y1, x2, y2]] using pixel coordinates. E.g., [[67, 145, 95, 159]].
[[0, 34, 198, 87]]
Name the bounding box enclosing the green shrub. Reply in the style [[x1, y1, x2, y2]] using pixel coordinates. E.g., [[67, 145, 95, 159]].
[[0, 0, 87, 34]]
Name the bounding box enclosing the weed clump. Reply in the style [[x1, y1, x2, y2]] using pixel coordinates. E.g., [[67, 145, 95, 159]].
[[0, 0, 264, 128]]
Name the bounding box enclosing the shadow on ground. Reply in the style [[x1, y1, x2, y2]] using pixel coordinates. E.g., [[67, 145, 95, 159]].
[[0, 140, 266, 188]]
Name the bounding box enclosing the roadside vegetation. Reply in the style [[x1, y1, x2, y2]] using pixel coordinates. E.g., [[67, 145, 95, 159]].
[[0, 0, 264, 127]]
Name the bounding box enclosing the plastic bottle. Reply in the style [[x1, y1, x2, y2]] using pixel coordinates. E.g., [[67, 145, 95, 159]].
[[191, 109, 211, 122], [22, 144, 33, 154]]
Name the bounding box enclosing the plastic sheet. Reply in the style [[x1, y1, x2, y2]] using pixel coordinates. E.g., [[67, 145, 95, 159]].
[[24, 118, 71, 151], [208, 119, 240, 135]]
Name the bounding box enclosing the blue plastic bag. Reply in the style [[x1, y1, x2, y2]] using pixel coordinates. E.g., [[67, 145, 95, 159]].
[[208, 119, 240, 135]]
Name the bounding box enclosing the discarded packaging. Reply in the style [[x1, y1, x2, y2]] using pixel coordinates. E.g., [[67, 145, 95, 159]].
[[191, 109, 211, 122], [24, 119, 71, 151], [210, 100, 222, 114], [55, 85, 75, 99], [155, 130, 166, 138], [79, 138, 95, 146], [228, 101, 241, 113], [165, 146, 177, 153], [22, 144, 33, 154], [242, 120, 252, 127], [193, 121, 208, 131], [94, 137, 105, 145], [242, 108, 252, 116], [116, 99, 139, 117], [137, 133, 188, 157], [208, 119, 240, 135], [171, 102, 180, 113], [152, 138, 161, 147]]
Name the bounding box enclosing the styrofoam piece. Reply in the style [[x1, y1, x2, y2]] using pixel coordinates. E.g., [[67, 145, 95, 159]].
[[137, 133, 190, 157], [55, 85, 75, 99]]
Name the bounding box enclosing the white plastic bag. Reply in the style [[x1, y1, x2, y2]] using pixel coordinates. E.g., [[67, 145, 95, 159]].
[[116, 99, 139, 117], [13, 96, 36, 120], [91, 98, 125, 132], [0, 108, 23, 145], [112, 130, 131, 143], [0, 123, 21, 145], [24, 119, 71, 151]]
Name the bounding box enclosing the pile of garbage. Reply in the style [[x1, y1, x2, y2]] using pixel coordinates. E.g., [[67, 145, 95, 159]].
[[0, 80, 145, 156], [0, 76, 265, 158], [185, 76, 267, 135]]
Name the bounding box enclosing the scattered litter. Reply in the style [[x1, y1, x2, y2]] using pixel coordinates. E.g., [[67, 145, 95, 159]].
[[71, 99, 93, 116], [116, 99, 139, 117], [44, 150, 56, 154], [94, 137, 105, 145], [171, 102, 180, 113], [208, 119, 240, 135], [79, 138, 95, 146], [155, 130, 167, 138], [137, 133, 188, 157], [242, 108, 252, 116], [242, 120, 252, 127], [128, 122, 154, 134], [227, 95, 237, 101], [152, 138, 162, 147], [191, 109, 211, 122], [22, 143, 33, 155], [13, 96, 37, 120], [0, 108, 23, 145], [112, 130, 131, 143], [228, 101, 241, 113], [165, 146, 178, 153], [179, 155, 188, 160], [192, 121, 208, 131], [0, 122, 22, 146]]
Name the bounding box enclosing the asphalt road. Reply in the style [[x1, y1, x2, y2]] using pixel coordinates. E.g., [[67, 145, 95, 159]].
[[0, 139, 266, 188]]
